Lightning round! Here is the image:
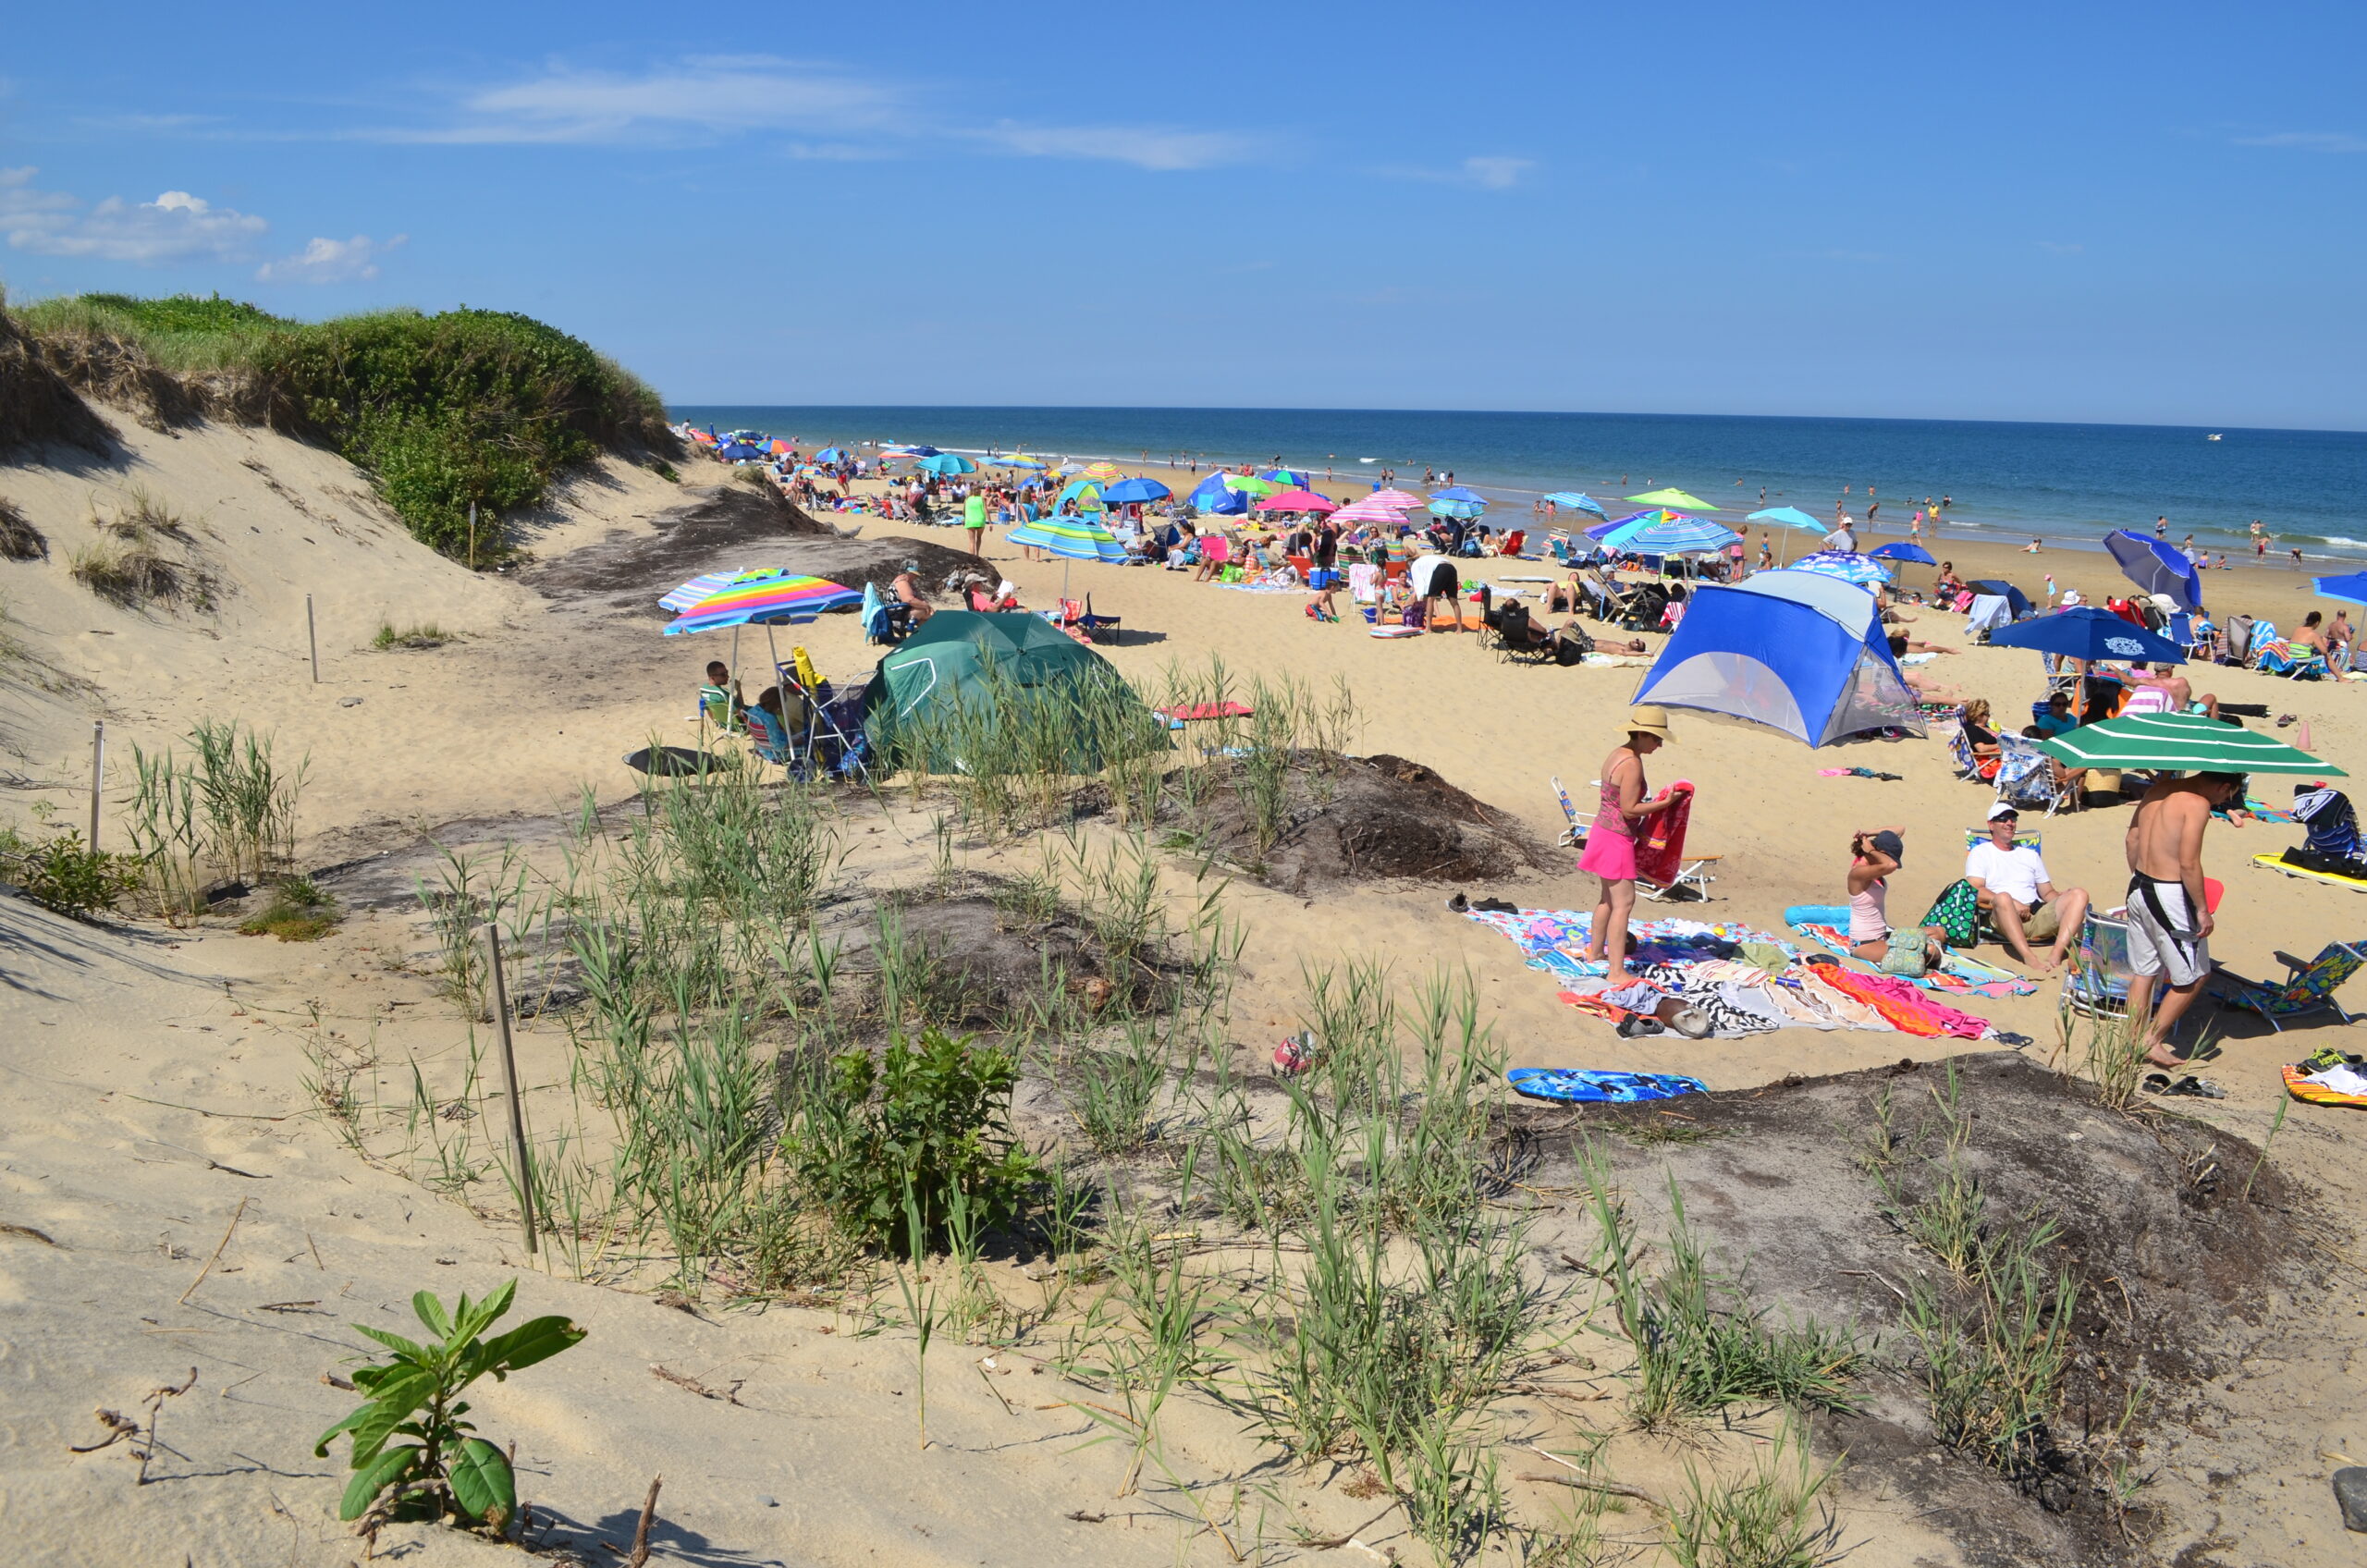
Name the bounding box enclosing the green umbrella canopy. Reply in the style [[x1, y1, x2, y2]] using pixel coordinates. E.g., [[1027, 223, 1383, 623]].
[[861, 611, 1160, 773], [2037, 711, 2345, 777], [1626, 487, 1718, 512]]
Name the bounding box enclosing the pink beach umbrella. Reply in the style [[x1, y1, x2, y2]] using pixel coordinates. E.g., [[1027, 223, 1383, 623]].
[[1252, 487, 1339, 513]]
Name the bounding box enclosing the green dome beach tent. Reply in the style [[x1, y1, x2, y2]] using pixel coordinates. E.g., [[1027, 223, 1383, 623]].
[[1627, 487, 1718, 513], [860, 611, 1162, 776], [2036, 712, 2344, 777]]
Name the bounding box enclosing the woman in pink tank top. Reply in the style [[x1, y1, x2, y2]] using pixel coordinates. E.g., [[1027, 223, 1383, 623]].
[[1847, 828, 1905, 961], [1578, 706, 1681, 975]]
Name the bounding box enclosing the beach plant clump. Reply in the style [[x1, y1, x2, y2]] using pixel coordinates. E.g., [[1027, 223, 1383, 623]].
[[0, 496, 46, 560], [374, 621, 453, 650], [122, 718, 308, 917], [238, 875, 340, 941], [1583, 1160, 1860, 1427], [0, 825, 144, 918], [67, 485, 212, 609], [315, 1280, 583, 1535], [785, 1028, 1041, 1253], [10, 292, 673, 557]]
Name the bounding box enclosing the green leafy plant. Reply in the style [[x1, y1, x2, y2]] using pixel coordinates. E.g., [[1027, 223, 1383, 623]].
[[786, 1028, 1040, 1251], [0, 827, 143, 918], [314, 1280, 583, 1532]]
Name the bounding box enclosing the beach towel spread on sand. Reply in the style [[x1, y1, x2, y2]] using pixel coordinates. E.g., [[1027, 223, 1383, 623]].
[[1457, 906, 2001, 1040], [1506, 1068, 1707, 1104], [1782, 904, 2036, 998]]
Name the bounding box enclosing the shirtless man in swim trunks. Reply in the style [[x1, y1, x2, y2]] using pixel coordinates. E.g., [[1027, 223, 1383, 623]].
[[2123, 770, 2243, 1068]]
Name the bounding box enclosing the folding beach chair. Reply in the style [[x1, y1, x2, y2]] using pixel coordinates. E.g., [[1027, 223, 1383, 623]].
[[1490, 601, 1557, 666], [2207, 940, 2367, 1032], [1551, 776, 1718, 900], [2063, 908, 2137, 1017], [1076, 594, 1122, 644], [1993, 733, 2065, 815]]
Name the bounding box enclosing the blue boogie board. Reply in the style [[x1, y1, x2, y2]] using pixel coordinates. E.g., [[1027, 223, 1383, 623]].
[[1506, 1068, 1707, 1105]]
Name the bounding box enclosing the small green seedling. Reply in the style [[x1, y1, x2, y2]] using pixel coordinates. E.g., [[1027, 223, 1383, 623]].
[[315, 1280, 583, 1532]]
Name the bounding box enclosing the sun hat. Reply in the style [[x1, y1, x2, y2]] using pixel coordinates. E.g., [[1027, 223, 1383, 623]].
[[2059, 589, 2083, 606], [2149, 592, 2178, 610], [1987, 802, 2020, 821], [1626, 704, 1675, 743]]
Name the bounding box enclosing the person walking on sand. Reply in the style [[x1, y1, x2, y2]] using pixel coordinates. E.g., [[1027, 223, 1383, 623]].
[[1578, 707, 1684, 976], [2123, 770, 2244, 1069], [963, 491, 987, 558]]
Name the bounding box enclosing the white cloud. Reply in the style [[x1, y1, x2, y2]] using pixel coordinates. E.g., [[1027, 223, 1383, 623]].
[[971, 120, 1257, 171], [367, 57, 1255, 172], [380, 56, 902, 145], [0, 167, 265, 263], [2234, 130, 2367, 153], [1460, 155, 1532, 190], [257, 233, 405, 283], [1380, 155, 1537, 190]]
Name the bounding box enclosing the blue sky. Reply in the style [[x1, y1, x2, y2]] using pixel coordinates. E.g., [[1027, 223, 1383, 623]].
[[4, 1, 2362, 428]]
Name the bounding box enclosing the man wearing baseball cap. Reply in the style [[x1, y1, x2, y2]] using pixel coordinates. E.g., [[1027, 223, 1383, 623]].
[[1966, 804, 2091, 974]]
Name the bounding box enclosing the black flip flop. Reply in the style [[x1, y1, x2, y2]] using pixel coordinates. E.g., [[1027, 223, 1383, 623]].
[[1446, 893, 1470, 913], [2165, 1074, 2226, 1098]]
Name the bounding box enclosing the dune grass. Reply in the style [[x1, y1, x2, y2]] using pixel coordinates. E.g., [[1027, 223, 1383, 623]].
[[0, 496, 45, 561], [9, 292, 673, 557], [373, 621, 454, 650]]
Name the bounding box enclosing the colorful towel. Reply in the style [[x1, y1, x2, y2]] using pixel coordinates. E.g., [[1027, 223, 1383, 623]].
[[1507, 1068, 1707, 1104], [1155, 701, 1254, 722], [1782, 904, 2034, 998], [1215, 578, 1315, 595], [1809, 963, 1993, 1038], [1633, 781, 1696, 888]]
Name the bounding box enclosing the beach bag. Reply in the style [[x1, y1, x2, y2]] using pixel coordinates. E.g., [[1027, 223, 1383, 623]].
[[1880, 926, 1933, 977], [1920, 878, 1982, 948]]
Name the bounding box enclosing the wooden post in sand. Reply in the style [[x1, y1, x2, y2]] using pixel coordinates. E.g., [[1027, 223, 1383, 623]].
[[482, 917, 539, 1256], [87, 721, 104, 849], [305, 595, 319, 683], [467, 502, 478, 571]]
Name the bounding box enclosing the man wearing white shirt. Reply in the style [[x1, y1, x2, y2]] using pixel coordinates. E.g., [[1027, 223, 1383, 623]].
[[1407, 553, 1464, 631], [1824, 518, 1858, 552], [1965, 804, 2091, 973]]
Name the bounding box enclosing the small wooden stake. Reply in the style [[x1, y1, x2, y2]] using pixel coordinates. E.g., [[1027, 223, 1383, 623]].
[[305, 594, 319, 683], [468, 501, 477, 571], [88, 720, 104, 849], [628, 1476, 662, 1567], [179, 1195, 249, 1305], [483, 919, 538, 1255]]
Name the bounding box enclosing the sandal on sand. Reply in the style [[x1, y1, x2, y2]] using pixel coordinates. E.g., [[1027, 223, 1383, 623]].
[[1446, 893, 1470, 913], [2146, 1072, 2226, 1099], [1666, 1007, 1713, 1040], [2277, 714, 2299, 728]]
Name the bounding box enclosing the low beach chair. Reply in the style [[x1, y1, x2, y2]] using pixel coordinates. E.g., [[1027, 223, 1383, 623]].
[[2207, 940, 2367, 1032], [1490, 602, 1557, 666], [2063, 908, 2137, 1017], [1993, 733, 2064, 815], [1076, 594, 1122, 644]]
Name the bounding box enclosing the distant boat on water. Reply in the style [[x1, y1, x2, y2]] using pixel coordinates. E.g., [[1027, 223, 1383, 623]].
[[2206, 433, 2223, 441]]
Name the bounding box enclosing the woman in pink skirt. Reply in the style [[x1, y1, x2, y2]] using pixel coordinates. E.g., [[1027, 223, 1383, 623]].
[[1578, 705, 1681, 975]]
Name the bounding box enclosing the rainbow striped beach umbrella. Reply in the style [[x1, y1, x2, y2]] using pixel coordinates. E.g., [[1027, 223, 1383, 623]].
[[663, 573, 864, 635], [660, 568, 791, 614], [1079, 461, 1125, 482], [1009, 513, 1127, 564]]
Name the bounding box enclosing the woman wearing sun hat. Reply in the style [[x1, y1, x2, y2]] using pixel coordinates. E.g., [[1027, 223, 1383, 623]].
[[1578, 705, 1683, 976]]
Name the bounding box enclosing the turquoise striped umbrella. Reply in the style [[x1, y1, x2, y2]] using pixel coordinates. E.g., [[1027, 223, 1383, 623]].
[[2038, 711, 2344, 776]]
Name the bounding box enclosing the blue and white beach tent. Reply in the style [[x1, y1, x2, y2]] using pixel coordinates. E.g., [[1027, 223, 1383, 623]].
[[1632, 570, 1924, 746], [1185, 472, 1246, 515]]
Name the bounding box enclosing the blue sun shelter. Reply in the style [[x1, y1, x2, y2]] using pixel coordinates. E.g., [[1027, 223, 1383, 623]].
[[1186, 472, 1247, 516], [1631, 570, 1924, 745]]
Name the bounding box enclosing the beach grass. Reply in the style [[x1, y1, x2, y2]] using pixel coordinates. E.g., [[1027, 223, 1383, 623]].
[[0, 496, 47, 560]]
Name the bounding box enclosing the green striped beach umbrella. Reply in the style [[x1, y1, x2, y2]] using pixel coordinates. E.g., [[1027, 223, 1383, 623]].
[[2037, 712, 2345, 777]]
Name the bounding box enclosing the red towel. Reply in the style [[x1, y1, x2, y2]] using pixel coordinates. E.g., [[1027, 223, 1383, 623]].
[[1154, 701, 1254, 722], [1633, 780, 1696, 887]]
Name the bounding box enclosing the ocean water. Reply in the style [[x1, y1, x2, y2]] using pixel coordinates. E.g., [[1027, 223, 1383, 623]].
[[668, 406, 2367, 560]]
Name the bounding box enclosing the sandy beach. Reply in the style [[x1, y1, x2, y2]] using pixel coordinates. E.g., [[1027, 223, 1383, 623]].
[[3, 413, 2363, 1568]]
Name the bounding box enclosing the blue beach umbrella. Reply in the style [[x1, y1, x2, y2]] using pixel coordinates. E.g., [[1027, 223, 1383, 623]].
[[991, 455, 1048, 471], [1987, 606, 2186, 665], [716, 441, 766, 460], [1098, 476, 1172, 506], [814, 447, 849, 463], [1868, 541, 1936, 565], [1543, 491, 1609, 519], [1616, 516, 1742, 555], [918, 452, 979, 475], [2312, 573, 2367, 608], [895, 445, 943, 458], [2103, 530, 2205, 613], [1748, 506, 1829, 533], [1789, 550, 1894, 586], [1429, 485, 1487, 504], [1428, 499, 1488, 519]]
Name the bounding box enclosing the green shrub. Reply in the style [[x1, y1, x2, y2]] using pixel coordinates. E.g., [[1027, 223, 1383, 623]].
[[786, 1028, 1039, 1252], [0, 827, 143, 918], [239, 876, 340, 941], [12, 295, 672, 556], [314, 1280, 583, 1533]]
